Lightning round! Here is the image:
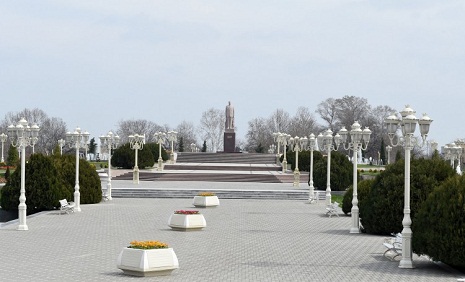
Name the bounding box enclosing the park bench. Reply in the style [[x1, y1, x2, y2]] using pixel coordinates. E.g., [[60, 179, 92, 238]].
[[325, 202, 340, 217], [59, 199, 75, 214], [383, 233, 402, 261]]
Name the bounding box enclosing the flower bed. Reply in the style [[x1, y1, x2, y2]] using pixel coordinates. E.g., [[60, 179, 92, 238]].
[[197, 192, 216, 196], [128, 240, 168, 249], [117, 240, 179, 277], [193, 194, 220, 207], [174, 210, 200, 215], [168, 211, 206, 231]]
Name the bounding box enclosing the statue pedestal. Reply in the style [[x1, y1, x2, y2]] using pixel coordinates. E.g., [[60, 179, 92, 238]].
[[224, 131, 236, 153]]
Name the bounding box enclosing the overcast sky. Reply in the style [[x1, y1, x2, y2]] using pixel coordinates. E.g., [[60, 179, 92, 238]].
[[1, 1, 464, 147]]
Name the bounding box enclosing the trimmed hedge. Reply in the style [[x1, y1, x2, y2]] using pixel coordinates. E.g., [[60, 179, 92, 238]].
[[1, 154, 71, 213], [1, 153, 102, 213], [412, 175, 465, 268], [55, 154, 102, 204], [111, 143, 155, 169], [359, 156, 455, 235], [342, 178, 374, 215], [285, 150, 352, 191]]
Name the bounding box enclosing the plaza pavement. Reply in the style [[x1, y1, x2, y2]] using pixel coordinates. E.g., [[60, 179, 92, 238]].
[[1, 180, 464, 282]]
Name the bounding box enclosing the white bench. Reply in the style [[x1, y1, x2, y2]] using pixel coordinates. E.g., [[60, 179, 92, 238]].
[[383, 233, 402, 261], [325, 202, 340, 217], [59, 199, 75, 214]]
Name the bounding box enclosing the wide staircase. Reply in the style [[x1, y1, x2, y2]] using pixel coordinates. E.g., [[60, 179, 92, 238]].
[[175, 152, 277, 164], [111, 152, 314, 200]]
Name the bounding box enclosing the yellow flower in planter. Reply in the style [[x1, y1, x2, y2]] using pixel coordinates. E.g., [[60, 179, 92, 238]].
[[198, 192, 216, 196], [129, 240, 169, 249]]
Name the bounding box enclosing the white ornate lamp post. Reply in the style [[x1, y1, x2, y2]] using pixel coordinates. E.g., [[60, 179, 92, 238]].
[[167, 131, 178, 164], [289, 136, 308, 187], [57, 138, 66, 155], [129, 134, 145, 184], [273, 132, 282, 165], [306, 134, 317, 203], [154, 132, 166, 171], [317, 129, 342, 205], [442, 143, 462, 169], [277, 133, 291, 173], [268, 144, 276, 154], [338, 121, 372, 234], [430, 141, 438, 155], [66, 127, 90, 211], [0, 132, 8, 163], [385, 105, 432, 269], [7, 118, 39, 231], [386, 145, 392, 164], [100, 131, 120, 200]]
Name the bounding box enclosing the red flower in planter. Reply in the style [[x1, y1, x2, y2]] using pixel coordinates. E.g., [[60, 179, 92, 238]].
[[174, 210, 200, 215]]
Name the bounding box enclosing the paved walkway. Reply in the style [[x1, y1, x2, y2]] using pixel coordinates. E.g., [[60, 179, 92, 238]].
[[1, 181, 464, 282]]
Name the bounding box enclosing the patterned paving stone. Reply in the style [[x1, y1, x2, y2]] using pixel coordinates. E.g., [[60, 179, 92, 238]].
[[1, 182, 463, 282]]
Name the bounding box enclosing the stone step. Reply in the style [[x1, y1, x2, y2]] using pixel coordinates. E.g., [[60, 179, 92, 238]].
[[111, 188, 312, 200], [113, 172, 311, 184], [176, 152, 276, 164], [164, 164, 281, 171]]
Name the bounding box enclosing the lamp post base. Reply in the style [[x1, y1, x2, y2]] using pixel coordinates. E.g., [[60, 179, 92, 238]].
[[282, 160, 287, 173], [170, 153, 175, 164], [158, 158, 163, 171], [349, 227, 360, 234], [399, 259, 414, 269], [133, 167, 139, 184], [293, 169, 300, 187], [74, 190, 81, 212], [17, 205, 28, 231]]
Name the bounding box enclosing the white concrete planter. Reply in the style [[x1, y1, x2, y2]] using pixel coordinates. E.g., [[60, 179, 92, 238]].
[[193, 195, 220, 207], [168, 213, 206, 231], [117, 247, 179, 277]]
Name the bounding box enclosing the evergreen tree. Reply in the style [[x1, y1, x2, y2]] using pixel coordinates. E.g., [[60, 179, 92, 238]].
[[256, 143, 264, 153], [395, 149, 402, 162], [88, 138, 97, 160], [201, 140, 207, 152], [6, 144, 19, 167], [178, 137, 184, 152], [379, 139, 386, 165]]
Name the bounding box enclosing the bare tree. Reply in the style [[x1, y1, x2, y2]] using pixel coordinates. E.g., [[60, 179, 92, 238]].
[[199, 108, 224, 152], [316, 98, 338, 131], [116, 119, 164, 144], [267, 109, 291, 133], [365, 105, 398, 160], [0, 108, 67, 155], [288, 107, 319, 137], [245, 117, 269, 152], [335, 95, 371, 130], [176, 121, 197, 149]]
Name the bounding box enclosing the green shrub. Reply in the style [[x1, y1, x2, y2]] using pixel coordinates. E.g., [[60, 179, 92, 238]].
[[6, 144, 19, 167], [111, 143, 155, 169], [1, 154, 71, 213], [285, 150, 352, 191], [412, 175, 465, 268], [342, 179, 374, 215], [4, 166, 11, 181], [313, 151, 353, 191], [55, 154, 102, 204], [145, 142, 168, 161], [359, 156, 455, 235]]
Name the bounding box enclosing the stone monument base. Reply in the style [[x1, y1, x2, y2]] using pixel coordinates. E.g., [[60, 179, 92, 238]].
[[224, 132, 236, 153]]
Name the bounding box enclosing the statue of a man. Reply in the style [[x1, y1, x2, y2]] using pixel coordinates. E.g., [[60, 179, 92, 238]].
[[225, 101, 234, 130]]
